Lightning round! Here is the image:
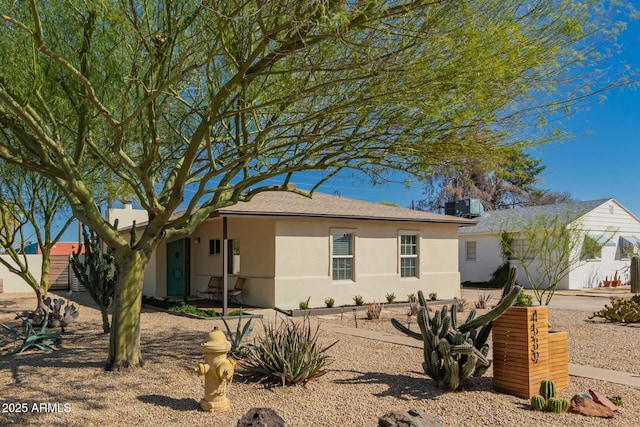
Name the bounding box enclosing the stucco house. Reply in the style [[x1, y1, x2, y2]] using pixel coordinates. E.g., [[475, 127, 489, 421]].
[[109, 190, 474, 309], [458, 198, 640, 289]]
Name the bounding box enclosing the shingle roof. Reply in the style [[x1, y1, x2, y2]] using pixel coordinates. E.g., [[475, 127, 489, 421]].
[[458, 198, 612, 234], [216, 190, 475, 225]]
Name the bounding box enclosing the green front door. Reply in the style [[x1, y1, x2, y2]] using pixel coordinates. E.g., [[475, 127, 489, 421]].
[[167, 239, 190, 297]]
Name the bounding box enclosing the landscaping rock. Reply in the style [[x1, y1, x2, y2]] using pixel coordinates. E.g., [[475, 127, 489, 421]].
[[236, 408, 290, 427], [378, 409, 442, 427], [589, 389, 619, 412], [570, 395, 615, 418]]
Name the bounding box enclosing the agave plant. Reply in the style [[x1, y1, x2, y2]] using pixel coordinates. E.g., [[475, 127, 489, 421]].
[[220, 311, 254, 357], [242, 316, 337, 386], [1, 309, 62, 354]]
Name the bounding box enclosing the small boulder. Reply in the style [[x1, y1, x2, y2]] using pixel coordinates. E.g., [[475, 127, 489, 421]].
[[237, 408, 290, 427], [589, 389, 619, 412], [570, 395, 615, 418], [378, 409, 442, 427]]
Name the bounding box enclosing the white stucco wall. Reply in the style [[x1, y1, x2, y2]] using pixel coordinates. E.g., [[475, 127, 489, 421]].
[[149, 216, 464, 308], [0, 255, 43, 293], [273, 219, 462, 309]]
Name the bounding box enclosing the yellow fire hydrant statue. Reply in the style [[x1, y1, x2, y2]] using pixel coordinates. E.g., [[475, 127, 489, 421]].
[[194, 327, 236, 412]]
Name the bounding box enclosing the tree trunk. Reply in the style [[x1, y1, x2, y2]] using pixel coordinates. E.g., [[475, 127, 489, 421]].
[[100, 308, 110, 334], [105, 251, 147, 370]]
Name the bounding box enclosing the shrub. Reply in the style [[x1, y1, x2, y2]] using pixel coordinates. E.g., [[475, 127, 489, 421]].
[[220, 311, 254, 358], [324, 297, 335, 308], [366, 302, 383, 320], [385, 292, 396, 303], [353, 295, 364, 306], [590, 295, 640, 323], [242, 317, 338, 385], [299, 297, 310, 310], [428, 292, 437, 301], [515, 291, 533, 307], [454, 297, 467, 312], [15, 296, 79, 333], [169, 302, 217, 317], [1, 309, 62, 354], [475, 292, 493, 309], [488, 262, 512, 288], [407, 293, 417, 302]]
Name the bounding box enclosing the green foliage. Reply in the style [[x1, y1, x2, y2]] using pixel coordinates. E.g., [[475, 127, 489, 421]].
[[242, 317, 338, 386], [530, 394, 547, 411], [299, 297, 310, 310], [475, 293, 493, 309], [1, 309, 62, 354], [70, 225, 117, 333], [391, 267, 522, 391], [220, 312, 254, 358], [540, 379, 557, 400], [607, 395, 623, 406], [353, 295, 364, 306], [324, 297, 335, 308], [590, 295, 640, 323], [0, 0, 634, 369], [498, 215, 615, 305], [546, 397, 569, 413], [515, 291, 533, 307], [169, 302, 217, 318], [366, 302, 382, 320], [228, 309, 245, 316], [385, 293, 396, 304], [428, 292, 437, 301], [488, 262, 512, 288], [407, 293, 417, 303]]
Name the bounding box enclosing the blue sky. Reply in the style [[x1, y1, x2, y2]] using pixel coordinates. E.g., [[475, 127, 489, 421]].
[[305, 15, 640, 217]]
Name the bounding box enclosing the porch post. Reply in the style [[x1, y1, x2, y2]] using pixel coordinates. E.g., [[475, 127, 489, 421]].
[[222, 216, 228, 316]]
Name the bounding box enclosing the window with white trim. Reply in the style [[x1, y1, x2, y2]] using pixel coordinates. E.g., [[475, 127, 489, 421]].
[[581, 235, 602, 260], [400, 234, 418, 278], [332, 232, 354, 280], [619, 236, 635, 259], [465, 241, 477, 261], [509, 238, 533, 260]]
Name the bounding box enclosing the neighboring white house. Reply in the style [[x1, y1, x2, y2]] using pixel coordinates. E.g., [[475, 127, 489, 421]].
[[111, 190, 474, 309], [459, 198, 640, 289]]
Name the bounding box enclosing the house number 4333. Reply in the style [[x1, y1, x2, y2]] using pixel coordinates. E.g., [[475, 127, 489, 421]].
[[530, 309, 540, 363]]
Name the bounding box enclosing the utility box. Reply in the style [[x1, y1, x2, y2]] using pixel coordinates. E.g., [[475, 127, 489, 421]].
[[444, 199, 483, 218]]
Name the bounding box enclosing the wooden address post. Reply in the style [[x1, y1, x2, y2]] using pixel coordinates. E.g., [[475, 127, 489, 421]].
[[492, 306, 568, 398]]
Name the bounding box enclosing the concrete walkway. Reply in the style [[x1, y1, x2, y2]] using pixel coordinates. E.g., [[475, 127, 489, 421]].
[[317, 322, 640, 388]]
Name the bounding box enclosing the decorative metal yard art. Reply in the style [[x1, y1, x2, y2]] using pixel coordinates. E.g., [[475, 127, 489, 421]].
[[391, 268, 521, 391]]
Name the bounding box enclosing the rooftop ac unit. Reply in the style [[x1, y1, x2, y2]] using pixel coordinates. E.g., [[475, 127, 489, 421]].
[[444, 199, 483, 218]]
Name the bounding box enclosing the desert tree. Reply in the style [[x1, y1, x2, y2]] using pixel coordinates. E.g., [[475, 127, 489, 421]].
[[0, 162, 74, 308], [0, 1, 636, 369], [497, 213, 614, 305]]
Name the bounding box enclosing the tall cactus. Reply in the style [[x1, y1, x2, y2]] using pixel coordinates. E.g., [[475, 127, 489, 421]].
[[391, 267, 521, 391], [631, 255, 640, 294]]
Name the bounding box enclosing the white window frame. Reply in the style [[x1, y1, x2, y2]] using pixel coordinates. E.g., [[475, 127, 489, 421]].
[[330, 229, 356, 281], [509, 238, 534, 261], [399, 231, 420, 278], [465, 240, 477, 262]]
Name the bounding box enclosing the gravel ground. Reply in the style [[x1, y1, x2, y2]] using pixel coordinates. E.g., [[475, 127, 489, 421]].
[[1, 292, 639, 427]]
